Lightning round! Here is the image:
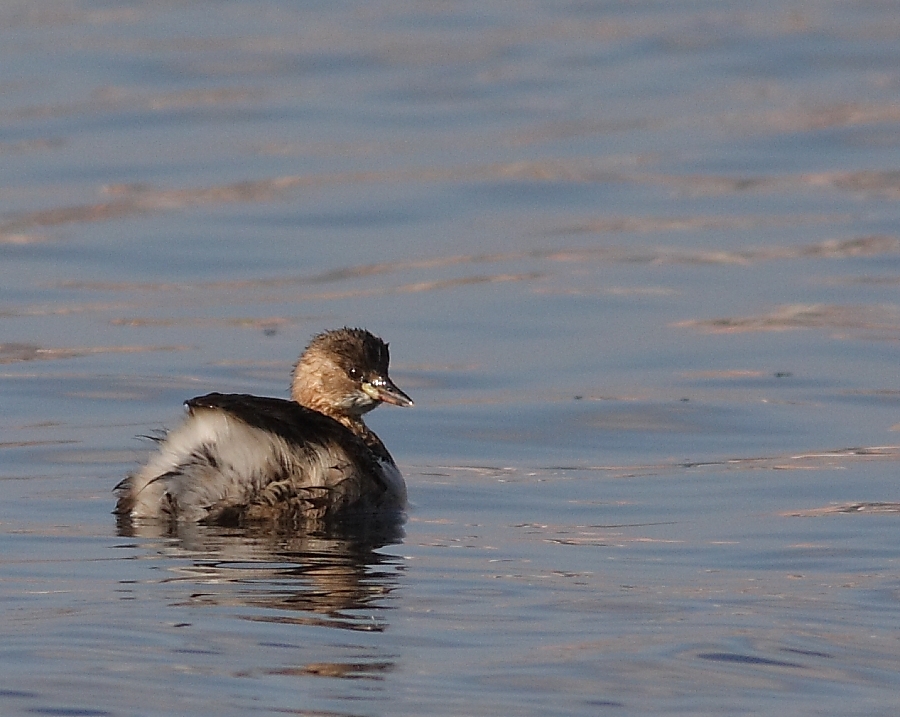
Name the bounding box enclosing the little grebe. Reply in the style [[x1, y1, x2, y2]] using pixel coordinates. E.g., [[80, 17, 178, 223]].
[[114, 328, 412, 526]]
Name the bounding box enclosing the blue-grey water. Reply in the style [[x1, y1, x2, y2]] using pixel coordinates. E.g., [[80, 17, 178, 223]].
[[2, 2, 900, 715]]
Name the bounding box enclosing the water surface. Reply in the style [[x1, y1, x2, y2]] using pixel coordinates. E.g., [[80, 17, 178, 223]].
[[2, 1, 900, 715]]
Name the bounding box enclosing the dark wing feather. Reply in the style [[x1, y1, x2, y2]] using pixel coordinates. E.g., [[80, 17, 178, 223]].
[[186, 393, 334, 439], [185, 393, 388, 490]]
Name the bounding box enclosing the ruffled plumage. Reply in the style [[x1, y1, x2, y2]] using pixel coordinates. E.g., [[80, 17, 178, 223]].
[[114, 328, 412, 528]]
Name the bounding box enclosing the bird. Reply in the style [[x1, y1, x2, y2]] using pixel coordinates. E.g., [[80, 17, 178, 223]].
[[114, 328, 413, 528]]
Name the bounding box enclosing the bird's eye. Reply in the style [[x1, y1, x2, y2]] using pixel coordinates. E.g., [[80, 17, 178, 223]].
[[348, 367, 359, 379]]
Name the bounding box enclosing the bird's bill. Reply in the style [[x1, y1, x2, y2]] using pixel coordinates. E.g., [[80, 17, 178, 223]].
[[362, 377, 414, 407]]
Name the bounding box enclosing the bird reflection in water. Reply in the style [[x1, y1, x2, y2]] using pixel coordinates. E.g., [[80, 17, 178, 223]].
[[117, 515, 405, 635]]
